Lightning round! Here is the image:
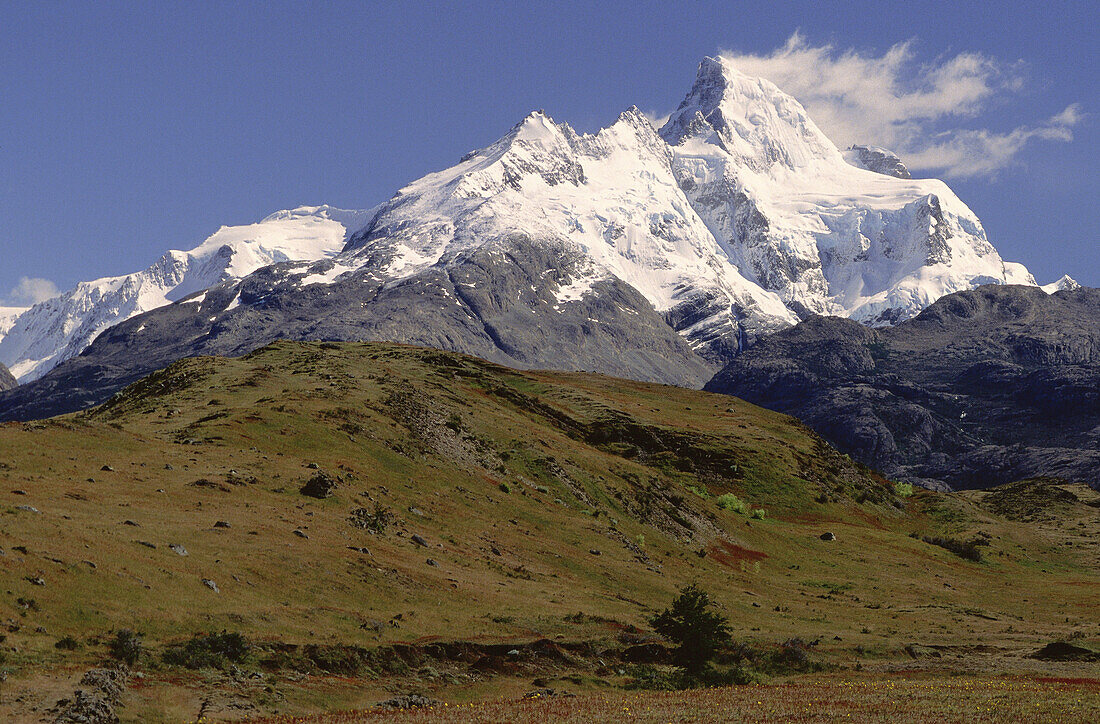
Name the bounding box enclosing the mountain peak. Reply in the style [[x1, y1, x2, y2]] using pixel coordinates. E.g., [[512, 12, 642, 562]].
[[1042, 274, 1082, 294], [659, 55, 841, 169]]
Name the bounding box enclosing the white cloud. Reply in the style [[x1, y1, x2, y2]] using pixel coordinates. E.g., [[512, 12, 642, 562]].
[[718, 33, 1083, 178], [640, 109, 671, 131], [6, 276, 59, 306]]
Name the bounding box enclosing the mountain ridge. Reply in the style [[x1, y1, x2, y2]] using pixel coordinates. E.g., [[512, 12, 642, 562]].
[[705, 283, 1100, 490]]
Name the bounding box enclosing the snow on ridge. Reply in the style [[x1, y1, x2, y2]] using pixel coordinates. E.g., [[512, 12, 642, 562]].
[[1041, 274, 1082, 294], [0, 206, 370, 382]]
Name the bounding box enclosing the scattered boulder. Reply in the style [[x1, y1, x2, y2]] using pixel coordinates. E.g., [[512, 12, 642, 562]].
[[425, 558, 437, 566], [53, 665, 129, 724], [189, 478, 231, 492], [819, 532, 836, 541], [375, 694, 440, 710], [202, 578, 219, 593], [16, 505, 41, 514], [411, 534, 429, 547], [293, 529, 309, 539], [168, 544, 188, 556], [1031, 641, 1100, 661], [100, 465, 114, 472], [300, 471, 338, 499], [53, 689, 117, 724], [213, 521, 231, 528]]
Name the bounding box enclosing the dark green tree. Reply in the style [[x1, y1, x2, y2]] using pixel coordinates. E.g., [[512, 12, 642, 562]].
[[649, 583, 731, 675]]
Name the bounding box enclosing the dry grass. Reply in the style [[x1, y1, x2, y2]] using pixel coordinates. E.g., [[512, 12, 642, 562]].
[[0, 342, 1095, 722], [247, 674, 1100, 723]]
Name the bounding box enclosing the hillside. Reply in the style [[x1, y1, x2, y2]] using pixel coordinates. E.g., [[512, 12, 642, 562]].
[[0, 342, 1096, 721]]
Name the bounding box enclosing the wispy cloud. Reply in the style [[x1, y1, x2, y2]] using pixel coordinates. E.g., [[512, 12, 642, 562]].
[[5, 276, 59, 306], [718, 33, 1083, 178]]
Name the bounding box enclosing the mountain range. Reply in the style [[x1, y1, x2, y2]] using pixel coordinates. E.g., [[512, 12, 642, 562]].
[[0, 56, 1084, 493]]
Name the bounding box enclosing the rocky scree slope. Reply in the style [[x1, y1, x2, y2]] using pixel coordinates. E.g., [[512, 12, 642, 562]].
[[706, 284, 1100, 490]]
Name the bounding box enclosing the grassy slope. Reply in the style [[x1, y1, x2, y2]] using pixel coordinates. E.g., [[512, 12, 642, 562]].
[[0, 341, 1096, 721]]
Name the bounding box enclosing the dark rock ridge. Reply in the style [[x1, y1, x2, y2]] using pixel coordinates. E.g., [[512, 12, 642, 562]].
[[0, 235, 714, 422], [846, 145, 911, 179], [705, 284, 1100, 490], [0, 361, 15, 391]]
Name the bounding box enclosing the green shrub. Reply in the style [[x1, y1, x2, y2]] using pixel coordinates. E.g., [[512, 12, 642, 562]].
[[750, 508, 767, 520], [163, 631, 251, 670], [650, 584, 731, 675], [108, 629, 143, 665], [894, 482, 915, 498], [54, 636, 81, 651], [686, 485, 710, 499], [715, 494, 748, 514], [498, 482, 511, 494]]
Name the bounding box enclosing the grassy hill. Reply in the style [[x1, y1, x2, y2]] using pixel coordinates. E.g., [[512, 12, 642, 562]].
[[0, 341, 1096, 721]]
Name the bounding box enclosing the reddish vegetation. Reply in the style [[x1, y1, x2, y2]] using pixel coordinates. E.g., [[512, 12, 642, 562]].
[[1036, 676, 1100, 687], [707, 539, 768, 568]]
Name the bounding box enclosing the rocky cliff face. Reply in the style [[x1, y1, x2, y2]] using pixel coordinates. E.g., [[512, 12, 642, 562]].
[[706, 284, 1100, 490], [844, 145, 911, 179], [0, 362, 15, 391]]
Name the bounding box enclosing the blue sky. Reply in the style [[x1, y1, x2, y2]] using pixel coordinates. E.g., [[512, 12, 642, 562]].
[[0, 1, 1095, 302]]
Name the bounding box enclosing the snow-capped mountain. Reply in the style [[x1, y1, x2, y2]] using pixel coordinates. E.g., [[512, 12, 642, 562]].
[[0, 56, 1065, 417], [1041, 274, 1082, 294], [0, 205, 373, 381], [0, 306, 27, 338], [276, 55, 1041, 354], [338, 107, 798, 359], [659, 57, 1035, 326]]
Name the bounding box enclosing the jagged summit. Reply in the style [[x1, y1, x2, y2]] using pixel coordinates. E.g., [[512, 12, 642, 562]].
[[1042, 274, 1082, 294], [661, 56, 841, 170]]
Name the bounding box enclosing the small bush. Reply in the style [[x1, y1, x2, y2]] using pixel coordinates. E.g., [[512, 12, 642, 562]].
[[349, 503, 394, 534], [55, 636, 81, 651], [163, 631, 251, 670], [918, 535, 983, 562], [750, 508, 767, 520], [498, 482, 511, 494], [686, 485, 710, 499], [894, 482, 915, 498], [716, 494, 748, 514], [108, 629, 143, 665]]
